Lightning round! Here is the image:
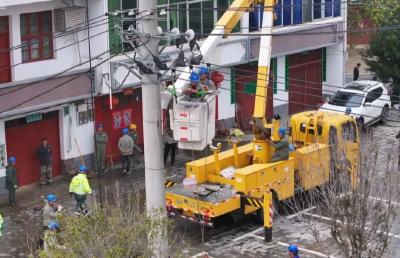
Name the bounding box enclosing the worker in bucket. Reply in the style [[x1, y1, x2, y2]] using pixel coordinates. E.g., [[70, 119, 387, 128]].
[[69, 165, 92, 215], [43, 194, 62, 231], [198, 66, 215, 91], [183, 71, 207, 101], [5, 156, 18, 207], [95, 123, 108, 173], [288, 244, 300, 258], [270, 128, 289, 162]]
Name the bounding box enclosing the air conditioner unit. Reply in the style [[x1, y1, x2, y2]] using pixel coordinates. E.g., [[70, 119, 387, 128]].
[[54, 7, 87, 33]]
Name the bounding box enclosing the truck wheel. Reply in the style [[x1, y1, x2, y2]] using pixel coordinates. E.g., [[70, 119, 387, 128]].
[[356, 118, 365, 133]]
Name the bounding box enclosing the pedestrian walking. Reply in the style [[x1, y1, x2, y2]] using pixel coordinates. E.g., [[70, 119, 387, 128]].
[[5, 156, 18, 207], [164, 128, 177, 166], [43, 194, 62, 230], [37, 138, 52, 186], [95, 123, 108, 173], [69, 165, 92, 215], [288, 244, 300, 258], [353, 63, 361, 81], [118, 128, 134, 175]]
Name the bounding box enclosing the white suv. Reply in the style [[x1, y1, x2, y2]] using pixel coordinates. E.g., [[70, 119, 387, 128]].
[[320, 81, 391, 128]]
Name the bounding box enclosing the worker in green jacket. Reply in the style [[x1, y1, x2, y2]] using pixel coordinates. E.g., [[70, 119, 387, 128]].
[[5, 156, 18, 207], [69, 166, 92, 215], [95, 123, 108, 173], [270, 128, 289, 163]]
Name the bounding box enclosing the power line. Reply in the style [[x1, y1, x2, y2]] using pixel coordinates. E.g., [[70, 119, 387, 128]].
[[0, 44, 122, 115], [200, 62, 398, 105], [171, 67, 400, 124], [0, 13, 115, 54]]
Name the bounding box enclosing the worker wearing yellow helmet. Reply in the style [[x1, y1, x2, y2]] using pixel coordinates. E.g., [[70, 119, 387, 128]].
[[129, 123, 142, 169]]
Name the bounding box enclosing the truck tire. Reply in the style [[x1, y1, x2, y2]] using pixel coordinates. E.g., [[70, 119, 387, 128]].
[[381, 106, 389, 122]]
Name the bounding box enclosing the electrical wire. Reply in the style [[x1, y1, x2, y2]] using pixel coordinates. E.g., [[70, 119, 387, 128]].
[[199, 62, 398, 106], [171, 67, 400, 124], [0, 43, 124, 114]]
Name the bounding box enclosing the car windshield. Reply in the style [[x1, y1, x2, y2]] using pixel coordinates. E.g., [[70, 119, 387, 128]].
[[329, 91, 364, 107]]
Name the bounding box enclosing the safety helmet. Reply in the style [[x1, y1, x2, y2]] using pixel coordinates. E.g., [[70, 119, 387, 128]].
[[129, 123, 137, 130], [278, 128, 286, 136], [122, 128, 129, 135], [189, 72, 200, 83], [288, 244, 299, 254], [48, 221, 59, 230], [345, 106, 352, 114], [46, 194, 57, 202], [8, 156, 16, 164], [79, 165, 87, 173], [198, 66, 209, 76]]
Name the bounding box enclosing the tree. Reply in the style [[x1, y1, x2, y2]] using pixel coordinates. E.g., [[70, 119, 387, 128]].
[[352, 0, 400, 104], [289, 132, 400, 258], [28, 185, 183, 258], [363, 30, 400, 104]]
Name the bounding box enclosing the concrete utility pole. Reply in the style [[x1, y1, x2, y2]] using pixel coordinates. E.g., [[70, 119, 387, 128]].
[[136, 0, 167, 256]]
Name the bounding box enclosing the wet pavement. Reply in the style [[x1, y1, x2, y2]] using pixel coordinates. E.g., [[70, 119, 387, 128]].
[[0, 109, 399, 257]]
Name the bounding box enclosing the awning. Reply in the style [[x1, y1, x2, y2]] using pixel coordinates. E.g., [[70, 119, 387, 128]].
[[0, 73, 91, 119]]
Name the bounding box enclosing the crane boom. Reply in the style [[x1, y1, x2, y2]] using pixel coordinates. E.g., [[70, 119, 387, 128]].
[[173, 0, 254, 93]]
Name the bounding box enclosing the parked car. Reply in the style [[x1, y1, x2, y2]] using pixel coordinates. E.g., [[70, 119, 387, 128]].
[[320, 81, 391, 128]]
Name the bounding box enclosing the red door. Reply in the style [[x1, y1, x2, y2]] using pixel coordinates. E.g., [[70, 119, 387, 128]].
[[94, 90, 144, 157], [5, 112, 61, 186], [288, 49, 322, 114], [0, 16, 11, 83], [235, 64, 274, 131]]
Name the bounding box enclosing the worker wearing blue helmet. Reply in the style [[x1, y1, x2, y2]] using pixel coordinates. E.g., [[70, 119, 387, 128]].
[[118, 128, 134, 175], [43, 194, 62, 230], [183, 71, 207, 101], [5, 156, 18, 207], [69, 165, 92, 215], [198, 66, 215, 91], [270, 127, 290, 162], [288, 244, 300, 258]]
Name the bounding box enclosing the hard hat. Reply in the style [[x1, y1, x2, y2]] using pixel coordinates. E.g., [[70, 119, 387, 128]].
[[198, 66, 209, 75], [288, 244, 299, 254], [278, 128, 286, 136], [79, 165, 87, 173], [48, 221, 59, 230], [189, 72, 200, 83], [345, 106, 352, 114], [97, 122, 104, 128], [46, 194, 57, 202], [8, 156, 16, 164], [129, 123, 137, 130], [122, 128, 129, 135]]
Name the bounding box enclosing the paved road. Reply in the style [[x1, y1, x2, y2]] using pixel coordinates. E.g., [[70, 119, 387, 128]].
[[0, 109, 399, 257]]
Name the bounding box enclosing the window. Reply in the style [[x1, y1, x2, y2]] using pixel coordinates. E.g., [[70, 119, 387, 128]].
[[302, 0, 312, 22], [324, 0, 333, 17], [313, 0, 322, 19], [329, 92, 364, 107], [282, 0, 292, 26], [333, 0, 340, 16], [20, 11, 53, 62], [293, 0, 302, 24], [108, 0, 139, 54], [274, 0, 283, 26], [365, 87, 383, 103]]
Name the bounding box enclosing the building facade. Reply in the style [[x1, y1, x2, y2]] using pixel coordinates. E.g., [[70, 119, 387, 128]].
[[0, 0, 348, 190]]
